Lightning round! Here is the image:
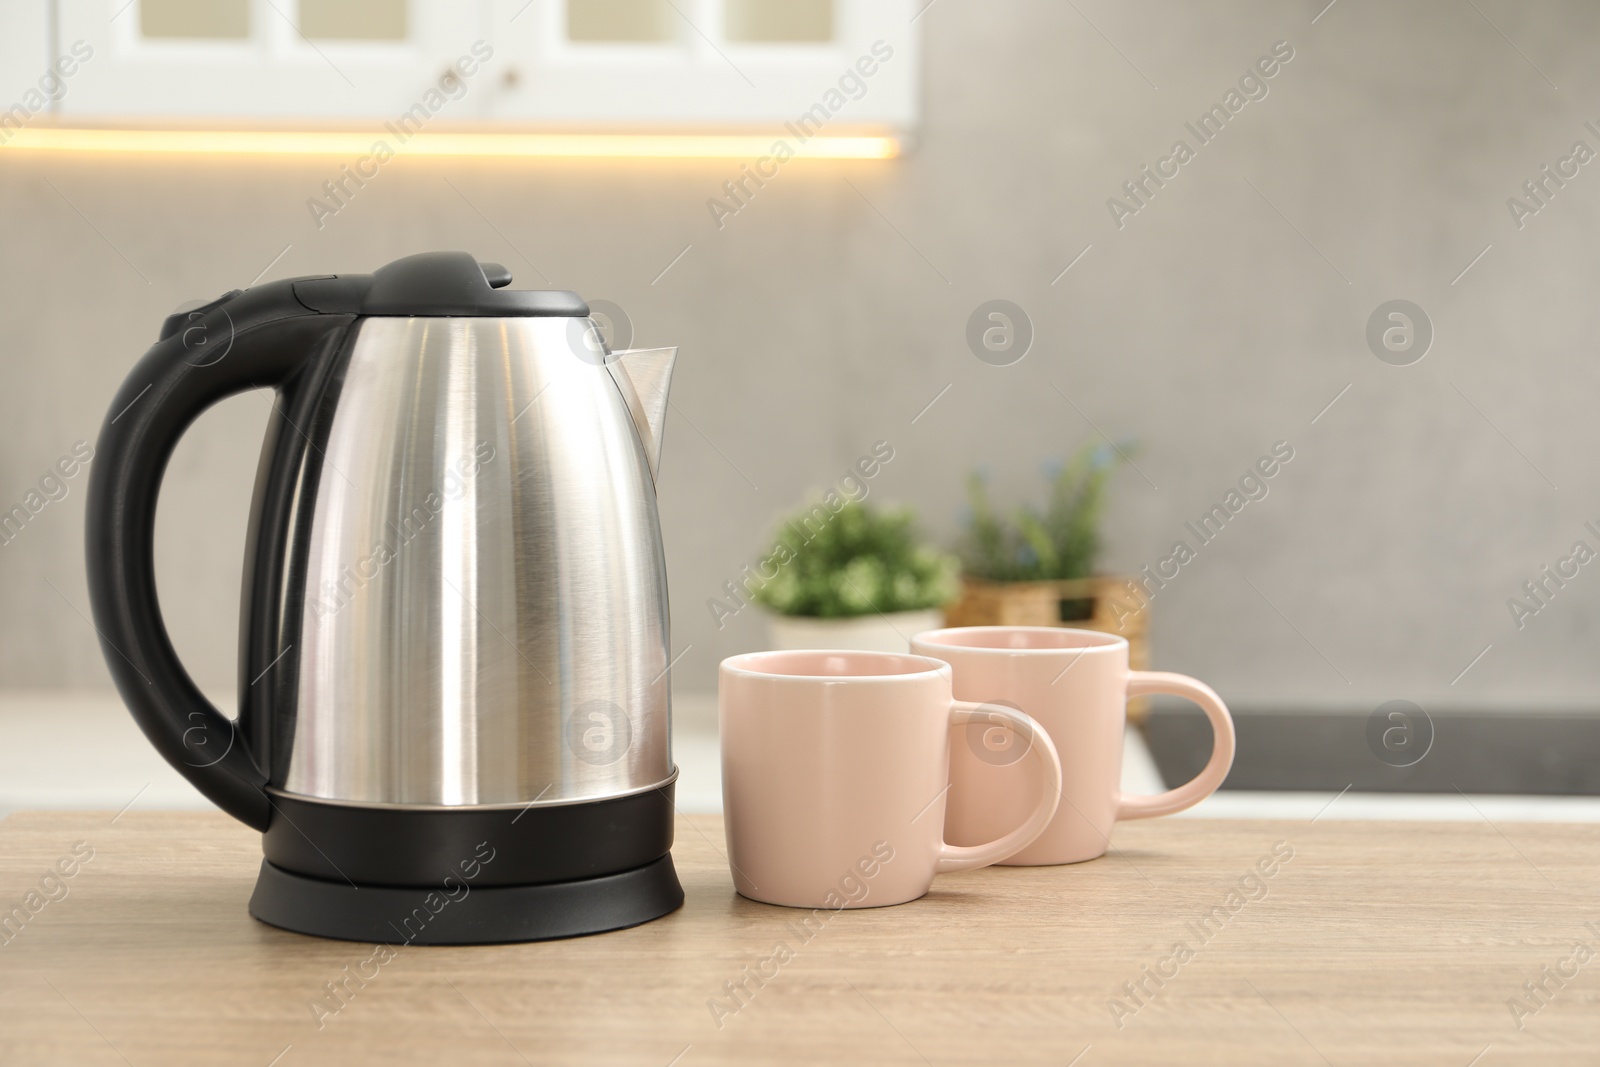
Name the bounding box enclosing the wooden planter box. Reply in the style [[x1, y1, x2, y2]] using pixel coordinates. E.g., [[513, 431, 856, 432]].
[[944, 575, 1152, 723]]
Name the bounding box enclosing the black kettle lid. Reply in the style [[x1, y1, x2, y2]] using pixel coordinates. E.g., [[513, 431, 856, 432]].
[[291, 251, 589, 318]]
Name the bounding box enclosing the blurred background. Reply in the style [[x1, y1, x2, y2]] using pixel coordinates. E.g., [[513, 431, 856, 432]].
[[3, 0, 1598, 814]]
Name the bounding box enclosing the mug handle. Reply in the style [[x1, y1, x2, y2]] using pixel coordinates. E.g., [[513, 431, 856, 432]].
[[936, 702, 1063, 873], [1116, 672, 1236, 821]]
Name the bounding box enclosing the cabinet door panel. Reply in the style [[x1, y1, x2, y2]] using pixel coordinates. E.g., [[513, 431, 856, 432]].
[[57, 0, 497, 122], [487, 0, 917, 128], [0, 2, 53, 138]]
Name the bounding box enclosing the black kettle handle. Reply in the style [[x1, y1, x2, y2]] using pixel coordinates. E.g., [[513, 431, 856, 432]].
[[86, 289, 352, 830]]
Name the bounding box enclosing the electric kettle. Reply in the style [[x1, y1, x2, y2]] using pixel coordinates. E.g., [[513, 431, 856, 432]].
[[86, 252, 683, 943]]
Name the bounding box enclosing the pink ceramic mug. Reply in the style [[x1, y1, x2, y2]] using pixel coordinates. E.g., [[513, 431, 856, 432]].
[[719, 650, 1063, 908], [909, 627, 1235, 866]]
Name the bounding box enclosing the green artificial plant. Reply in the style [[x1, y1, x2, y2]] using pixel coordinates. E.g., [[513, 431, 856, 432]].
[[751, 500, 961, 618], [961, 441, 1128, 583]]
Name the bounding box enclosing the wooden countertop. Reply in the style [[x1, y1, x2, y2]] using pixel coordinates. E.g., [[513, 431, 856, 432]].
[[0, 811, 1596, 1065]]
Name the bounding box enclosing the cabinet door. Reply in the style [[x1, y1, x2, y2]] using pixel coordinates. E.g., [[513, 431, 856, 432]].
[[487, 0, 918, 128], [57, 0, 499, 122], [0, 3, 52, 135]]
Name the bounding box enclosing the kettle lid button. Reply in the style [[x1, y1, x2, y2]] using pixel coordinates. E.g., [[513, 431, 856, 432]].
[[360, 252, 586, 317]]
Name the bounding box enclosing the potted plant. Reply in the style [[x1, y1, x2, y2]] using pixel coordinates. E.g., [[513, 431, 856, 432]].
[[752, 499, 961, 653], [947, 443, 1151, 703]]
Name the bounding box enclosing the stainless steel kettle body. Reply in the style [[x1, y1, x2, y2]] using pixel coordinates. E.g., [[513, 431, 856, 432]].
[[87, 253, 685, 943], [285, 316, 675, 809]]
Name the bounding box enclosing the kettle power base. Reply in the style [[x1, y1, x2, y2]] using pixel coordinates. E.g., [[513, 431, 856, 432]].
[[248, 854, 684, 945]]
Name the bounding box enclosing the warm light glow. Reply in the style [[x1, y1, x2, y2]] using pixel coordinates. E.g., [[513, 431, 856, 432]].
[[0, 128, 901, 160]]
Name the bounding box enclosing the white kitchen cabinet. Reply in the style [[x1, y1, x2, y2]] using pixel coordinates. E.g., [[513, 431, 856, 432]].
[[2, 1, 917, 131], [0, 3, 52, 140]]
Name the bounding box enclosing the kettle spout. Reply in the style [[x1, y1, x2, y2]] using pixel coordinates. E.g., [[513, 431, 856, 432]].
[[608, 348, 677, 478]]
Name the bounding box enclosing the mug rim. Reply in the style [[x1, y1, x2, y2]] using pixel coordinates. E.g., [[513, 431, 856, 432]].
[[720, 648, 951, 682], [911, 625, 1130, 655]]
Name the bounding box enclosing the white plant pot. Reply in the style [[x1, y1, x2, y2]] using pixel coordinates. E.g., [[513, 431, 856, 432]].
[[763, 609, 946, 655]]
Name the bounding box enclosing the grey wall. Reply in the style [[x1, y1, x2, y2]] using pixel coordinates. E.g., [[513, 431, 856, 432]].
[[4, 0, 1599, 712]]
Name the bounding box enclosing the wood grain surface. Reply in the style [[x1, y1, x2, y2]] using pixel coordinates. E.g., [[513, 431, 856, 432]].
[[0, 810, 1596, 1065]]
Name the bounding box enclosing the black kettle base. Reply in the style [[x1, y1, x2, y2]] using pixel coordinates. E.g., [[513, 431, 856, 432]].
[[248, 854, 683, 945]]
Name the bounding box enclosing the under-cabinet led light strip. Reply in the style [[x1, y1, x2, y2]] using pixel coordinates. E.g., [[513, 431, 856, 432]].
[[0, 128, 901, 160]]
